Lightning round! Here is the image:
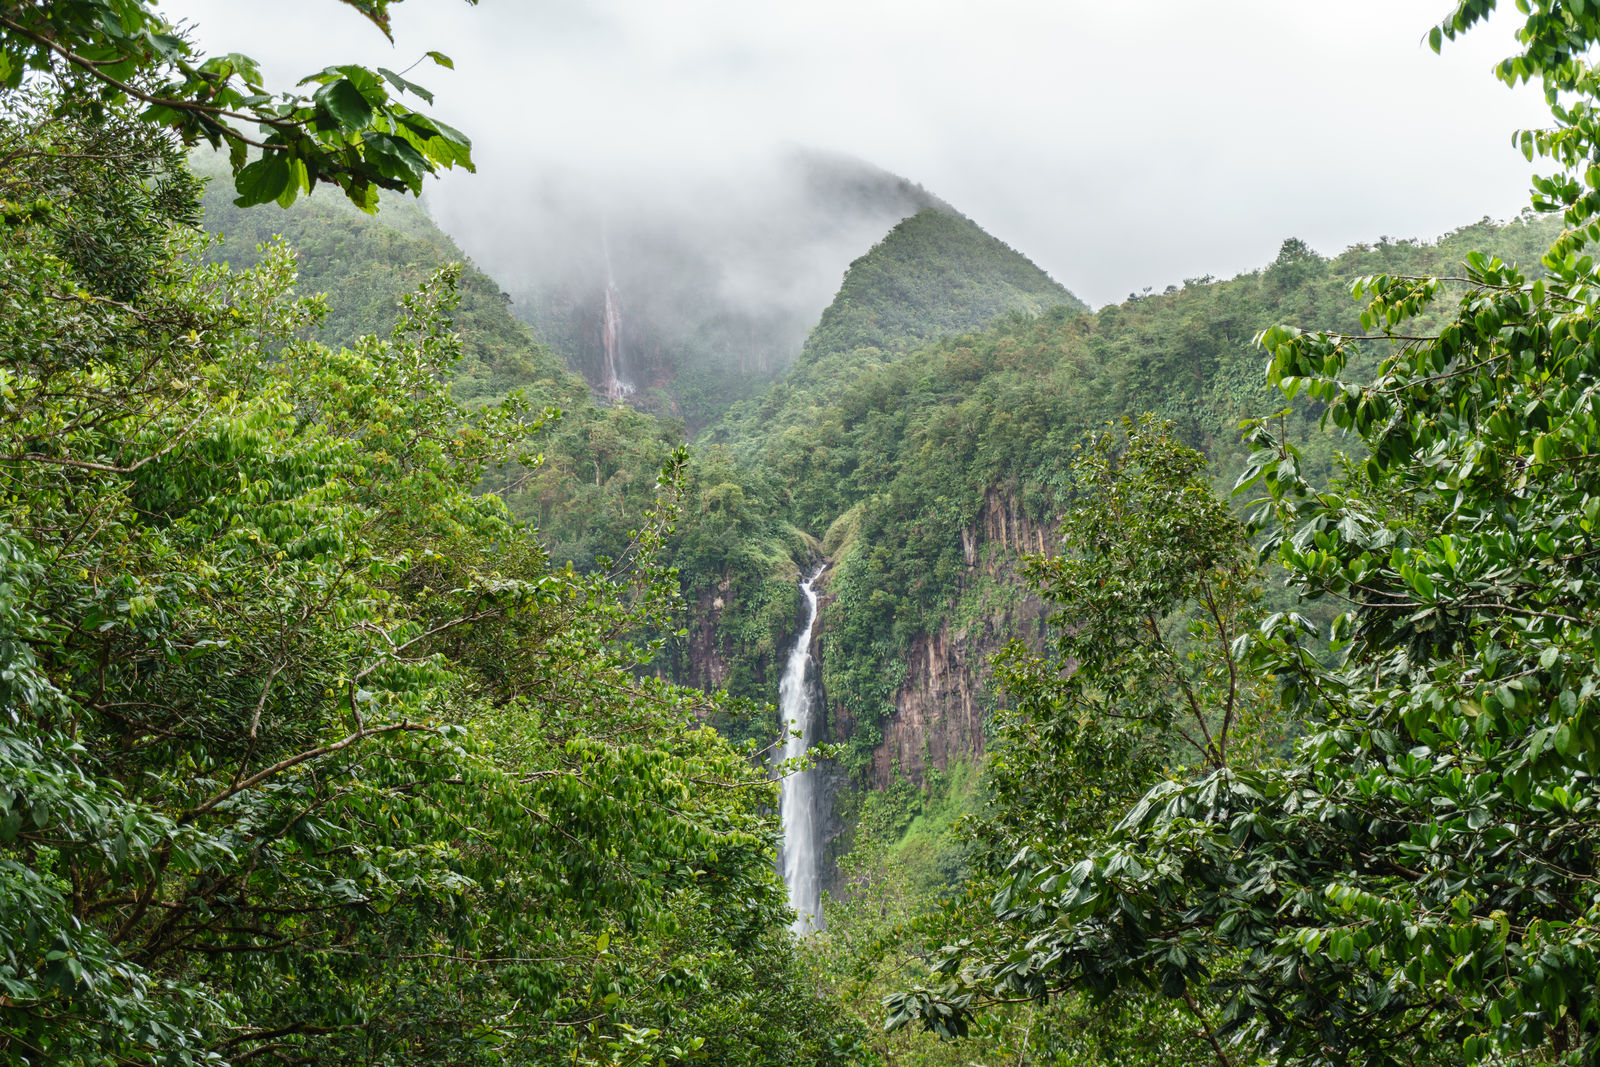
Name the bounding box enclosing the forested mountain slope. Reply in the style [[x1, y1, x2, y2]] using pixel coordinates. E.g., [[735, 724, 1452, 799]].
[[198, 163, 697, 574], [752, 215, 1563, 783], [797, 207, 1083, 364], [672, 207, 1084, 712], [200, 161, 579, 409], [460, 151, 952, 431], [709, 208, 1083, 484]]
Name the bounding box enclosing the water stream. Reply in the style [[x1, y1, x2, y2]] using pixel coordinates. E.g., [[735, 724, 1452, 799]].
[[778, 564, 826, 934], [598, 228, 634, 400]]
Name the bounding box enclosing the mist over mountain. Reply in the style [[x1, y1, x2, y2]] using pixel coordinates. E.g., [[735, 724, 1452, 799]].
[[429, 150, 964, 430]]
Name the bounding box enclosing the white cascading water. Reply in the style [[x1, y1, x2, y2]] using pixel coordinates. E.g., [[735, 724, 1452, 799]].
[[598, 229, 634, 400], [779, 565, 826, 934]]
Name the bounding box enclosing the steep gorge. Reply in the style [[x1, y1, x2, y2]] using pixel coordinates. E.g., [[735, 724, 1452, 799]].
[[820, 487, 1055, 789], [196, 164, 1571, 912]]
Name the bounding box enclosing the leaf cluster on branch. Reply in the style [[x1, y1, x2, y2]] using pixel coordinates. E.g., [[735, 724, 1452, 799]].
[[0, 0, 474, 211]]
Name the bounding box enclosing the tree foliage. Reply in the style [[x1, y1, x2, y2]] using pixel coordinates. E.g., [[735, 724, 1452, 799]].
[[982, 418, 1272, 856], [885, 3, 1600, 1064], [0, 91, 863, 1065], [0, 0, 475, 211]]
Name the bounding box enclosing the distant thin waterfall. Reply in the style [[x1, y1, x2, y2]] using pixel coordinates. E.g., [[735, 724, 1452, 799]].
[[779, 565, 826, 934], [598, 228, 634, 399]]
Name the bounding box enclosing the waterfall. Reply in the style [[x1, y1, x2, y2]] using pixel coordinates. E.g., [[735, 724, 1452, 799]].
[[779, 565, 826, 934], [598, 228, 634, 400]]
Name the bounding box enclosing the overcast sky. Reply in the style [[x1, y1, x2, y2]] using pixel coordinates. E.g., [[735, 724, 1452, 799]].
[[169, 0, 1548, 307]]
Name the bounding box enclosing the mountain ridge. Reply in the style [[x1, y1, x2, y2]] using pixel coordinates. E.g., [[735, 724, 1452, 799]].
[[800, 207, 1084, 367], [444, 150, 955, 431]]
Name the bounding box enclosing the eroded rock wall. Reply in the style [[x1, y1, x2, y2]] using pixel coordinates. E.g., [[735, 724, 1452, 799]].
[[683, 583, 733, 694], [836, 488, 1057, 788]]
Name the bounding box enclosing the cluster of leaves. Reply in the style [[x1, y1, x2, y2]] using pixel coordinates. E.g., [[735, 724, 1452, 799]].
[[980, 418, 1275, 848], [811, 752, 1225, 1066], [0, 91, 868, 1065], [197, 161, 580, 407], [0, 0, 475, 210]]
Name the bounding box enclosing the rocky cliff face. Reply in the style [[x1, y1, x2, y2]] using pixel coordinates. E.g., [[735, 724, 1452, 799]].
[[679, 573, 806, 713], [683, 583, 734, 693], [833, 488, 1057, 788], [971, 486, 1055, 560], [869, 620, 991, 786]]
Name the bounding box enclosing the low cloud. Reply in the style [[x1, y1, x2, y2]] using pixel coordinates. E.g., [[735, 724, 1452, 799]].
[[171, 0, 1547, 307]]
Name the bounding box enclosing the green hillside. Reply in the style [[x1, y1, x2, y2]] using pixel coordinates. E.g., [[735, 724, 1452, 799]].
[[198, 162, 579, 410], [715, 209, 1080, 425], [708, 208, 1083, 528], [197, 160, 696, 575], [799, 207, 1084, 365], [672, 208, 1085, 707], [707, 214, 1563, 777]]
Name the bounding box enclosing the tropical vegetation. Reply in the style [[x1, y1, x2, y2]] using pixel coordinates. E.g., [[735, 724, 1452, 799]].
[[9, 0, 1600, 1063]]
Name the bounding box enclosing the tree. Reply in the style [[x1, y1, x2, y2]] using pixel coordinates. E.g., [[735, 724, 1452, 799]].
[[0, 94, 865, 1065], [974, 415, 1273, 895], [889, 3, 1600, 1064], [0, 0, 474, 210], [883, 418, 1271, 1061]]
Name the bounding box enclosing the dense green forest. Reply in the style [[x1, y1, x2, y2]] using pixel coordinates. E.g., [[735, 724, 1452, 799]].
[[359, 201, 1558, 785], [198, 159, 579, 409], [690, 212, 1560, 781], [199, 158, 705, 580], [0, 15, 861, 1065], [10, 0, 1600, 1065]]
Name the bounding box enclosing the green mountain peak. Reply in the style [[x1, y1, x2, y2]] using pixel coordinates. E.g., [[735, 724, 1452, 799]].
[[800, 208, 1084, 365]]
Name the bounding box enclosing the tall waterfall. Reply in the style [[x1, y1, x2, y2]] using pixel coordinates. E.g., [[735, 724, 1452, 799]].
[[598, 229, 634, 400], [779, 565, 826, 934]]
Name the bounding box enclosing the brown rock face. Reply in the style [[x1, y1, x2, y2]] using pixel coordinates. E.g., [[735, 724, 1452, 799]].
[[977, 486, 1054, 558], [838, 488, 1057, 788], [871, 621, 984, 785], [683, 583, 733, 693]]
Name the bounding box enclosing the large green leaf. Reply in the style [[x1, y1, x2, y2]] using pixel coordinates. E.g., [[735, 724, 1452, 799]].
[[313, 77, 373, 130], [232, 152, 292, 207]]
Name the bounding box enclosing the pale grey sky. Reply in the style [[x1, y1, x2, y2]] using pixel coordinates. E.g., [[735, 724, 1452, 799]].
[[169, 0, 1548, 306]]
